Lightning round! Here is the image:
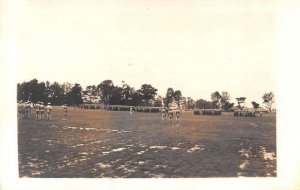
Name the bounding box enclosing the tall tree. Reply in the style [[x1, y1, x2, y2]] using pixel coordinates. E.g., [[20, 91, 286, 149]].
[[186, 97, 195, 109], [85, 85, 98, 96], [62, 82, 73, 94], [165, 88, 174, 107], [131, 91, 142, 106], [121, 81, 135, 105], [153, 95, 163, 107], [252, 101, 260, 112], [17, 79, 47, 103], [221, 91, 234, 111], [139, 84, 158, 106], [97, 80, 114, 106], [211, 91, 222, 109], [221, 91, 231, 102], [66, 83, 83, 105], [262, 92, 275, 112], [49, 81, 64, 105], [110, 86, 123, 105], [173, 90, 182, 106]]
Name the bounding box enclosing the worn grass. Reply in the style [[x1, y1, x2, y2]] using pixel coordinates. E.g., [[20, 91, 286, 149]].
[[18, 107, 276, 178]]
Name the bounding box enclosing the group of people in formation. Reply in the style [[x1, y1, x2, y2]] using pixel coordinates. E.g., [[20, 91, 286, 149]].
[[17, 101, 68, 120], [18, 100, 181, 124], [160, 107, 181, 125], [33, 102, 53, 120]]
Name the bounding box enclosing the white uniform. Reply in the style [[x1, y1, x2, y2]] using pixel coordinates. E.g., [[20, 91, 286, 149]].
[[46, 105, 52, 120], [34, 103, 40, 120], [168, 110, 174, 124], [161, 108, 166, 123], [63, 105, 67, 117], [39, 104, 45, 119], [175, 110, 180, 124]]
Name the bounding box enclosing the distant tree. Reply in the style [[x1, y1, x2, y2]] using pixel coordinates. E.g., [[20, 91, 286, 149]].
[[45, 81, 50, 89], [221, 91, 234, 111], [186, 97, 195, 109], [153, 95, 163, 107], [121, 81, 135, 105], [252, 101, 260, 112], [165, 88, 174, 107], [17, 79, 47, 103], [211, 91, 222, 109], [196, 99, 211, 109], [97, 80, 114, 106], [66, 83, 83, 106], [262, 92, 275, 112], [211, 91, 221, 102], [131, 91, 142, 106], [62, 82, 73, 94], [173, 90, 182, 106], [139, 84, 158, 106], [236, 97, 246, 110], [49, 82, 64, 105], [223, 102, 234, 111], [110, 86, 123, 105], [180, 97, 187, 109], [221, 91, 231, 102], [85, 85, 98, 96]]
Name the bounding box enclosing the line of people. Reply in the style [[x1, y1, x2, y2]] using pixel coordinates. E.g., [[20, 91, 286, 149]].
[[17, 101, 33, 119], [33, 102, 52, 120], [160, 107, 181, 125], [17, 101, 54, 120]]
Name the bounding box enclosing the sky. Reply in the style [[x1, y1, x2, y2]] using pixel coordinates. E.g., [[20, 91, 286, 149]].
[[16, 0, 279, 107]]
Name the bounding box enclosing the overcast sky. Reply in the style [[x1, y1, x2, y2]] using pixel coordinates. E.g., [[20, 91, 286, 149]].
[[16, 0, 279, 106]]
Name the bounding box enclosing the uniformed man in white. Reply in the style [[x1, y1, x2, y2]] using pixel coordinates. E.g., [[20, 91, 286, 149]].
[[175, 109, 181, 125], [46, 102, 52, 120], [63, 104, 68, 118], [39, 102, 45, 120], [168, 109, 174, 124], [161, 107, 166, 123], [34, 102, 40, 120], [130, 106, 133, 115]]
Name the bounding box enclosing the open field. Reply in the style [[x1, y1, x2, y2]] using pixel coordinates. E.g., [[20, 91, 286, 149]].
[[18, 107, 276, 178]]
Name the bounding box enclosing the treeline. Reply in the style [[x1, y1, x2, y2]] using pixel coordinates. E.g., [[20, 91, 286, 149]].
[[17, 79, 160, 106], [17, 79, 274, 111], [17, 79, 83, 106]]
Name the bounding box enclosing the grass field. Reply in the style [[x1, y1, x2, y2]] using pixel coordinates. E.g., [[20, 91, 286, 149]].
[[18, 107, 276, 178]]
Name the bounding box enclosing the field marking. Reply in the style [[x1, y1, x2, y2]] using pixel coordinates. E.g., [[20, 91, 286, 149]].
[[187, 144, 205, 153], [112, 147, 127, 152], [70, 140, 102, 148], [149, 145, 167, 150], [96, 163, 111, 168], [48, 124, 133, 134]]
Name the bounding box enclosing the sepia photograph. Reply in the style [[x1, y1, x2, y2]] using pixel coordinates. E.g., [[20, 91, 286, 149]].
[[1, 0, 300, 190]]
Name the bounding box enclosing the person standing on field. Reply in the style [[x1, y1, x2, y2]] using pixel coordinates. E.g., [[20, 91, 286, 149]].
[[130, 106, 133, 115], [34, 102, 40, 120], [63, 104, 68, 118], [168, 109, 174, 124], [161, 107, 166, 123], [46, 102, 52, 120], [175, 109, 180, 125], [39, 102, 45, 120]]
